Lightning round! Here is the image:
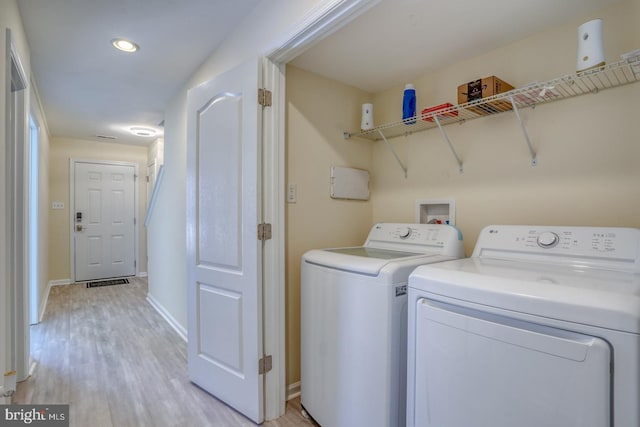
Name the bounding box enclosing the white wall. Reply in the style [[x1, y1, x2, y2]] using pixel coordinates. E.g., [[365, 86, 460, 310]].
[[146, 0, 344, 334], [30, 81, 51, 322]]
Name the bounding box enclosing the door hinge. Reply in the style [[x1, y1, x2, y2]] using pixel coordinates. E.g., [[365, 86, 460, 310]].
[[146, 175, 149, 182], [258, 223, 272, 241], [258, 88, 272, 107], [259, 355, 272, 374]]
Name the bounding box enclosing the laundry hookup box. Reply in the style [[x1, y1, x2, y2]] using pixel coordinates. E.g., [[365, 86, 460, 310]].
[[457, 75, 515, 115]]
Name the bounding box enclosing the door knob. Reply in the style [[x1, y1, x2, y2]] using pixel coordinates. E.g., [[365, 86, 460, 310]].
[[76, 225, 83, 232]]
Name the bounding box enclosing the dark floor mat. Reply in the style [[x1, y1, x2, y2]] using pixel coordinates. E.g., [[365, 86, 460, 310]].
[[86, 278, 129, 288]]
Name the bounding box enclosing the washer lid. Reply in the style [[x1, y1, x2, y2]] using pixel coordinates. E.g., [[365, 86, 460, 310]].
[[409, 258, 640, 333], [326, 247, 421, 259], [304, 248, 443, 275]]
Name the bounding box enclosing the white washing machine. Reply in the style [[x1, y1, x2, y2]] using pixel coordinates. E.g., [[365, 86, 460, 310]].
[[406, 225, 640, 427], [301, 222, 464, 427]]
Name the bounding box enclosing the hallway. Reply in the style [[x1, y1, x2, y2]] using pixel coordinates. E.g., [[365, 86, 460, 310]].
[[13, 278, 314, 427]]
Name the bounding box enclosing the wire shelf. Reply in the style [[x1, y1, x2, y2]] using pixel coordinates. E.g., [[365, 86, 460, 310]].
[[346, 56, 640, 142]]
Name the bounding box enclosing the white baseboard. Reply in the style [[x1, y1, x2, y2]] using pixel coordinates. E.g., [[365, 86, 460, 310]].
[[48, 278, 72, 286], [146, 293, 187, 342], [137, 271, 148, 277], [39, 279, 70, 324], [38, 283, 52, 323], [287, 381, 301, 401]]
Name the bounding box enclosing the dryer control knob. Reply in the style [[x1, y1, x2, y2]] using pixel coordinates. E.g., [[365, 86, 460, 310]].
[[398, 227, 412, 239], [537, 231, 559, 248]]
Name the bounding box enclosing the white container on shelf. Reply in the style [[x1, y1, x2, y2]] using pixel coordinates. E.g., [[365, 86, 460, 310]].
[[577, 19, 605, 73]]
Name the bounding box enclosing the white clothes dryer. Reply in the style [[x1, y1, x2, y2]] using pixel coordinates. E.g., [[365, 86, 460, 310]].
[[407, 225, 640, 427], [301, 223, 464, 427]]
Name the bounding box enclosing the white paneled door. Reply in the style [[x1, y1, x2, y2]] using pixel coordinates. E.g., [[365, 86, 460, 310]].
[[73, 161, 136, 282], [186, 58, 264, 423]]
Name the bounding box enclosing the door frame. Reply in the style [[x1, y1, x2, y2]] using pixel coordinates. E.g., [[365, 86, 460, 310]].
[[5, 28, 30, 385], [260, 0, 380, 419], [28, 114, 39, 325], [69, 159, 139, 282]]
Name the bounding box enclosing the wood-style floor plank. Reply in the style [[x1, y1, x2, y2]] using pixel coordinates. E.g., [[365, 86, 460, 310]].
[[13, 277, 316, 427]]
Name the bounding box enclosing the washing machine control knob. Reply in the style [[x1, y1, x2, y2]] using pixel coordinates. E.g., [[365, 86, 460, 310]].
[[398, 227, 412, 239], [537, 231, 560, 248]]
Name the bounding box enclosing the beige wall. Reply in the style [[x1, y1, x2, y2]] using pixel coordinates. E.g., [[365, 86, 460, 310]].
[[370, 0, 640, 255], [284, 0, 640, 387], [285, 65, 374, 385], [48, 138, 148, 281]]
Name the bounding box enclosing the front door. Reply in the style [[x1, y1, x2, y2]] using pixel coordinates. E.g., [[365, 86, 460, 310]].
[[73, 161, 136, 281], [186, 58, 264, 423]]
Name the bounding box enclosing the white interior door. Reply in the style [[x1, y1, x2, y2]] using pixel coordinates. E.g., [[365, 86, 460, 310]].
[[74, 161, 136, 281], [186, 58, 263, 423]]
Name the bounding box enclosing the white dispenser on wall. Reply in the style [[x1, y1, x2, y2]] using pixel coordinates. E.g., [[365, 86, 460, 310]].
[[577, 19, 605, 73]]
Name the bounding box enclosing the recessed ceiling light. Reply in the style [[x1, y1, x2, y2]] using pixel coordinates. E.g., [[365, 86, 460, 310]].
[[130, 127, 156, 137], [111, 38, 139, 53]]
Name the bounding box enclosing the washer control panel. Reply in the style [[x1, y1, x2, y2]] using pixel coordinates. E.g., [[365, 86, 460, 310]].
[[368, 223, 456, 245], [364, 223, 464, 258], [474, 225, 640, 271]]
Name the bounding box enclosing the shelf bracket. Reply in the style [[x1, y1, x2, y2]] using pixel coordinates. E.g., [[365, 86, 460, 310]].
[[377, 129, 408, 178], [433, 115, 463, 173], [509, 95, 537, 166]]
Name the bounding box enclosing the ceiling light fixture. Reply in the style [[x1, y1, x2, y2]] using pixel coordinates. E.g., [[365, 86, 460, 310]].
[[130, 127, 157, 137], [111, 38, 139, 53]]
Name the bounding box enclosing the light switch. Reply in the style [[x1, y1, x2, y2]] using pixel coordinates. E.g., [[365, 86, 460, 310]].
[[52, 202, 64, 210], [287, 184, 297, 203]]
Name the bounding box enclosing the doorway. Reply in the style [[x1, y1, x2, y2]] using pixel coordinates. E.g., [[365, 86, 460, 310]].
[[70, 160, 138, 282]]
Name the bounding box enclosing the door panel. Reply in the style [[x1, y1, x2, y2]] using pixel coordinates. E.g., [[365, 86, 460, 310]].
[[198, 285, 243, 372], [74, 162, 136, 281], [186, 58, 263, 423], [196, 92, 242, 270]]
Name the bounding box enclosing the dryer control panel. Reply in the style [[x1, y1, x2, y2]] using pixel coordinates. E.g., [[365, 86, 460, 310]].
[[473, 225, 640, 272]]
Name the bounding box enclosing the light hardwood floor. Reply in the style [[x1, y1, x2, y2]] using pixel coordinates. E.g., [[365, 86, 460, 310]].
[[13, 277, 317, 427]]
